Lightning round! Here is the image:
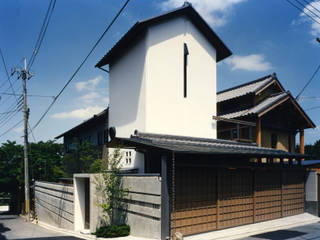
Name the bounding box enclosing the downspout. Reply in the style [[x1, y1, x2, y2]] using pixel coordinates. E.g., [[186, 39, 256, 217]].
[[171, 151, 175, 238]]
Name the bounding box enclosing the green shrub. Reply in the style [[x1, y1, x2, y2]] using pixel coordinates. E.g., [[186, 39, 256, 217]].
[[94, 224, 130, 238]]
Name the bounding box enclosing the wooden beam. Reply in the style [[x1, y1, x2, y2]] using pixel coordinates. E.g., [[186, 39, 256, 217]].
[[300, 129, 304, 155], [212, 115, 256, 127], [256, 118, 261, 146]]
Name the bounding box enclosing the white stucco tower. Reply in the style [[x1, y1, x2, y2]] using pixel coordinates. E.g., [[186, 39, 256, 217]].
[[96, 3, 231, 140]]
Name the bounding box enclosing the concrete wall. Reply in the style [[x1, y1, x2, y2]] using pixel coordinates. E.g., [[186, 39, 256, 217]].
[[121, 175, 161, 239], [305, 171, 318, 216], [74, 174, 161, 239], [35, 181, 74, 230]]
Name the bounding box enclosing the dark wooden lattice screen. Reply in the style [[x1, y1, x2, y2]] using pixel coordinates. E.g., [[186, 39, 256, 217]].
[[171, 168, 305, 237]]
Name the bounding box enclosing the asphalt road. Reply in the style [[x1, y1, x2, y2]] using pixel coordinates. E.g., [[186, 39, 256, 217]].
[[0, 215, 82, 240], [240, 222, 320, 240]]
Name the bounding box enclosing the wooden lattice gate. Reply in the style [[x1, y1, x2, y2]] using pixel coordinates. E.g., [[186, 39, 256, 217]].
[[171, 167, 305, 237]]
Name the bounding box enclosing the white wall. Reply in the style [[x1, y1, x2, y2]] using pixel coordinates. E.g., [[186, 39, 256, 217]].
[[109, 36, 147, 139], [109, 16, 217, 139], [74, 177, 85, 231], [145, 17, 217, 138], [108, 148, 145, 173]]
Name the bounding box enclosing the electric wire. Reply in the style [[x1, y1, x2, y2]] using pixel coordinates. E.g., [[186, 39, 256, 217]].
[[293, 0, 320, 19], [0, 48, 36, 141], [296, 63, 320, 100], [32, 0, 131, 130], [286, 0, 320, 25], [29, 0, 56, 69], [0, 119, 23, 139], [0, 92, 54, 99], [305, 106, 320, 111], [301, 0, 320, 15]]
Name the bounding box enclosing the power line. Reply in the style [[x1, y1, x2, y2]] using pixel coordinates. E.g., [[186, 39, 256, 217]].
[[286, 0, 320, 25], [29, 0, 56, 69], [32, 0, 131, 130], [0, 92, 54, 98], [296, 63, 320, 100], [0, 119, 23, 139], [293, 0, 320, 20], [0, 48, 36, 141], [299, 96, 320, 100], [305, 106, 320, 111], [301, 0, 320, 15]]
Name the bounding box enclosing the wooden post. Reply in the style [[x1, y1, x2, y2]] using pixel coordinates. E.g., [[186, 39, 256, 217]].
[[256, 118, 261, 146], [237, 124, 240, 140], [216, 169, 220, 230], [281, 171, 284, 217], [299, 129, 304, 155], [161, 155, 170, 240], [253, 170, 256, 223]]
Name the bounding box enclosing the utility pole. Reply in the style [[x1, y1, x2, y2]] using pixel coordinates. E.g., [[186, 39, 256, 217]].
[[12, 57, 33, 221]]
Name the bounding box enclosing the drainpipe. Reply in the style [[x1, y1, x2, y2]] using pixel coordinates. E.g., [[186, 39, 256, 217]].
[[171, 151, 176, 239]]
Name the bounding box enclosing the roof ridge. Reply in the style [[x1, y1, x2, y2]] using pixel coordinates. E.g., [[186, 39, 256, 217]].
[[217, 73, 274, 95], [133, 131, 258, 147]]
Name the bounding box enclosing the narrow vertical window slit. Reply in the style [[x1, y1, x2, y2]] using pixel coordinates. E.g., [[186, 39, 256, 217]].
[[184, 43, 189, 98]]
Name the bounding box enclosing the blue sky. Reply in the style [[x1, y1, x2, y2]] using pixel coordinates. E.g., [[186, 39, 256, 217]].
[[0, 0, 320, 145]]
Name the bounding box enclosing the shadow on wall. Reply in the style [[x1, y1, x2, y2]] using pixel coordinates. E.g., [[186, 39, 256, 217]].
[[94, 173, 128, 227]]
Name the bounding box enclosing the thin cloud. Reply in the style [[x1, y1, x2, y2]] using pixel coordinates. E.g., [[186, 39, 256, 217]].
[[75, 76, 102, 92], [51, 106, 105, 120], [13, 126, 23, 133], [78, 92, 101, 104], [160, 0, 246, 27], [295, 1, 320, 37], [225, 54, 272, 71]]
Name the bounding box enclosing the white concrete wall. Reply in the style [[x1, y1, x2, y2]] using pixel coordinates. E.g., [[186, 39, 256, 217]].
[[74, 177, 85, 231], [145, 17, 217, 138], [109, 36, 147, 138], [109, 16, 217, 140], [108, 148, 145, 173]]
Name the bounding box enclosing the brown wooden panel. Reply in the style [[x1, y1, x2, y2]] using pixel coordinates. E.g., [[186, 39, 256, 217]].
[[255, 170, 282, 222], [219, 169, 254, 228], [171, 166, 218, 236], [172, 167, 306, 237], [282, 170, 305, 217]]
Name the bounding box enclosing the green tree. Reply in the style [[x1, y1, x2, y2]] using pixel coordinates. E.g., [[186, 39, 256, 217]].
[[62, 140, 103, 176], [29, 140, 64, 182]]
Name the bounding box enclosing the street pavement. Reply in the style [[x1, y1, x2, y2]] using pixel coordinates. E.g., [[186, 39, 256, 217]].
[[240, 222, 320, 240], [0, 215, 82, 240]]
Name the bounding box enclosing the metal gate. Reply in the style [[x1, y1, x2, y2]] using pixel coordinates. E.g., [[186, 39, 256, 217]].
[[171, 167, 305, 237]]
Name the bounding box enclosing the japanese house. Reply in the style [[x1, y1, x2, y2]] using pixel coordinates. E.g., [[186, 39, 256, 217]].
[[55, 108, 109, 159], [67, 2, 313, 239], [217, 74, 315, 154]]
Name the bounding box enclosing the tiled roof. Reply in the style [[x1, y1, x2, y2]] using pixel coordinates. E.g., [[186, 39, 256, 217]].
[[95, 2, 231, 67], [220, 92, 289, 119], [111, 131, 306, 158], [217, 75, 274, 103], [55, 108, 108, 139]]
